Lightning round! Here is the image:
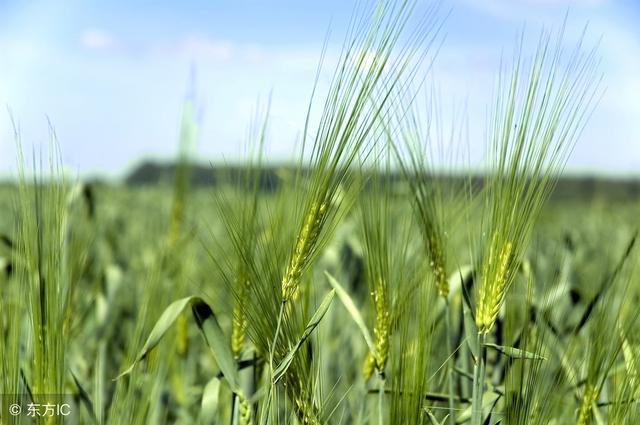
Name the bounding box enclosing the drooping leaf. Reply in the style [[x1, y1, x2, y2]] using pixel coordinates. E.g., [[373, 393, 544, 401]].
[[198, 376, 221, 425], [115, 296, 240, 394], [463, 306, 479, 361], [482, 410, 493, 425], [192, 300, 241, 392], [425, 409, 449, 425], [325, 272, 376, 355], [593, 402, 605, 425], [484, 342, 546, 361], [574, 232, 637, 335], [70, 369, 97, 424], [456, 391, 501, 424], [450, 265, 474, 306], [115, 297, 194, 379], [273, 289, 335, 383]]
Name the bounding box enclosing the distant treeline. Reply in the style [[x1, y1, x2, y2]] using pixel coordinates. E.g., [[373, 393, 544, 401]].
[[125, 160, 640, 201]]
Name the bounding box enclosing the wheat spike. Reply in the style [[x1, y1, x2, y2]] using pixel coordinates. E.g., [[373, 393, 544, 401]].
[[373, 279, 390, 373], [231, 300, 248, 359], [231, 271, 249, 358], [363, 351, 376, 380], [294, 389, 322, 425], [281, 200, 327, 301], [427, 233, 448, 297], [238, 394, 252, 425], [577, 384, 597, 425], [476, 236, 513, 333]]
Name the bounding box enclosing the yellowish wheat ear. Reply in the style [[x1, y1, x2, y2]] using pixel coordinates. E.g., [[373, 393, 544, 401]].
[[231, 272, 249, 358], [362, 351, 376, 380], [577, 384, 597, 425], [231, 302, 247, 359], [294, 387, 322, 425], [428, 233, 448, 297], [238, 394, 252, 425], [373, 279, 390, 373], [282, 200, 327, 301], [476, 237, 513, 333]]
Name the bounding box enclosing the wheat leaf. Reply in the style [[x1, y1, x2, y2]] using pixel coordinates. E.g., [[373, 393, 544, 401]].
[[191, 300, 241, 392], [325, 271, 376, 355], [456, 391, 500, 424], [115, 296, 194, 379], [484, 342, 546, 360], [115, 296, 240, 393], [198, 376, 221, 424], [425, 409, 449, 425], [273, 289, 335, 383], [463, 306, 479, 361], [70, 369, 97, 424]]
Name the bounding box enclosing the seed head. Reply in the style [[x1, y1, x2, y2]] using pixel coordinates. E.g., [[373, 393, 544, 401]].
[[282, 200, 327, 301], [362, 350, 376, 380], [373, 279, 390, 373], [238, 394, 252, 425], [427, 233, 448, 297], [476, 236, 514, 333], [231, 269, 249, 358], [577, 384, 597, 425]]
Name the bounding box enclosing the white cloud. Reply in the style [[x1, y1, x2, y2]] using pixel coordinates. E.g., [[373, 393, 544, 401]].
[[178, 36, 235, 62], [80, 29, 116, 50]]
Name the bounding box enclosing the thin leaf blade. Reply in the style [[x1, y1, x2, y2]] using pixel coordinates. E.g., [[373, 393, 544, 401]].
[[273, 289, 335, 383], [325, 271, 375, 355]]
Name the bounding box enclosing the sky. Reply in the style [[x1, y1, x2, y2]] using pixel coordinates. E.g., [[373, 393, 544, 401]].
[[0, 0, 639, 178]]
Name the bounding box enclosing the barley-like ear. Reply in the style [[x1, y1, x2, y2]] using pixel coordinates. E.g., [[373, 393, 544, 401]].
[[476, 236, 513, 333], [576, 384, 597, 425], [281, 200, 328, 301], [391, 93, 467, 300], [470, 26, 601, 425], [238, 394, 253, 425], [289, 384, 322, 425], [167, 97, 198, 249], [373, 279, 391, 372], [473, 27, 600, 335], [429, 234, 448, 297], [363, 351, 376, 380], [231, 272, 249, 358]]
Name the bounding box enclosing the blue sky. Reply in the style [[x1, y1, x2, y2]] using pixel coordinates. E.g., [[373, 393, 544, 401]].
[[0, 0, 639, 178]]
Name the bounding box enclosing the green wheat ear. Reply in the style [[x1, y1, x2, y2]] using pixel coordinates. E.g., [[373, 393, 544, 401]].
[[476, 236, 513, 333], [391, 91, 467, 301], [281, 199, 328, 302], [372, 278, 391, 371], [474, 27, 602, 335], [231, 270, 250, 358], [210, 1, 442, 423], [470, 25, 602, 425]]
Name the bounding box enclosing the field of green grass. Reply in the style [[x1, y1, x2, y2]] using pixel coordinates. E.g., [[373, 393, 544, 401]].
[[1, 2, 639, 424], [0, 182, 639, 425]]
